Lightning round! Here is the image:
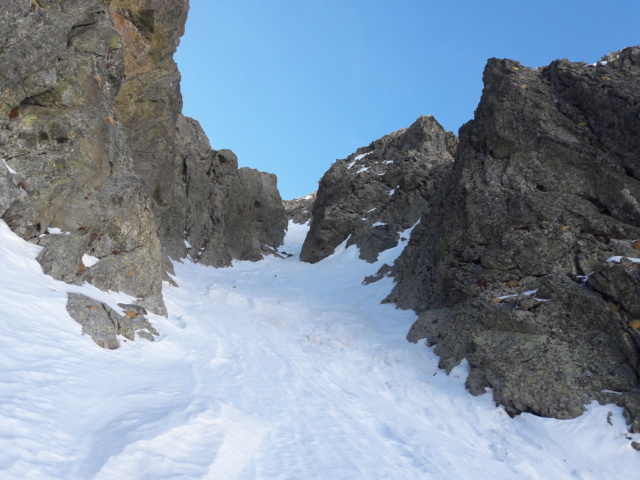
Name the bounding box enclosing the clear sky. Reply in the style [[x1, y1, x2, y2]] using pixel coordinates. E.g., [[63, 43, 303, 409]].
[[175, 1, 640, 200]]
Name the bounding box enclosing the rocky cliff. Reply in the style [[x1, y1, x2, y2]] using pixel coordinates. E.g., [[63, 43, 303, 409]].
[[387, 48, 640, 430], [300, 115, 457, 263], [0, 0, 286, 347], [109, 0, 286, 267]]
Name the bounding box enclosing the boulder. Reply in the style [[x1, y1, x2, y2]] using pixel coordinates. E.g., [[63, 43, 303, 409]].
[[66, 293, 158, 349]]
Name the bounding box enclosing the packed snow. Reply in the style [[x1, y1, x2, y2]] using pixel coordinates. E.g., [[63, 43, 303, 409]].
[[46, 227, 64, 235], [497, 288, 550, 302], [354, 152, 372, 161], [81, 254, 100, 268], [1, 219, 639, 479], [347, 152, 372, 169]]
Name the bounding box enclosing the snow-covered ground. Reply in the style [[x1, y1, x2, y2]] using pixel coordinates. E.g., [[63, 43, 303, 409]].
[[1, 219, 639, 479]]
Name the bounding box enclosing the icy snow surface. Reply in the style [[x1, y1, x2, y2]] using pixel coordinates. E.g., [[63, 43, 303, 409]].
[[607, 255, 640, 264], [81, 254, 99, 268], [354, 152, 371, 161], [347, 152, 372, 169], [2, 158, 16, 174], [44, 227, 68, 235], [1, 219, 639, 479]]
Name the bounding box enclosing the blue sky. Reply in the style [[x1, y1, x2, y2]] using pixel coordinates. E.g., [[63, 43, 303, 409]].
[[175, 1, 640, 200]]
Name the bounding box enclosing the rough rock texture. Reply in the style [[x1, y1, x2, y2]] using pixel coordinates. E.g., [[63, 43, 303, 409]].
[[66, 293, 158, 348], [109, 2, 286, 267], [284, 192, 316, 225], [159, 116, 286, 266], [390, 48, 640, 429], [300, 115, 457, 263], [0, 0, 165, 314], [0, 0, 287, 342], [589, 259, 640, 318]]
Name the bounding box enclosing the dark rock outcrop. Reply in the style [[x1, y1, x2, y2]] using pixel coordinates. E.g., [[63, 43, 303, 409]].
[[284, 192, 316, 225], [159, 116, 286, 266], [300, 115, 457, 263], [389, 47, 640, 429], [0, 0, 286, 343]]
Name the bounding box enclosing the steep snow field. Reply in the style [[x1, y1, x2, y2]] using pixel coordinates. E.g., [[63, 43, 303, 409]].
[[1, 219, 639, 479]]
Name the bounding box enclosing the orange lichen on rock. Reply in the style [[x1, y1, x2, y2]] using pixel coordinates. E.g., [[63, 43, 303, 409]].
[[111, 12, 152, 77]]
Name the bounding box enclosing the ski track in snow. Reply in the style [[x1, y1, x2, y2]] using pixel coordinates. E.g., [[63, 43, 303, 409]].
[[1, 219, 639, 479]]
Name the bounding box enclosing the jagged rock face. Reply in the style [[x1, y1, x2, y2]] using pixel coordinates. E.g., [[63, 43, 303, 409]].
[[234, 167, 287, 257], [108, 0, 286, 266], [0, 0, 165, 314], [284, 192, 316, 225], [155, 114, 286, 266], [300, 115, 457, 263], [0, 1, 287, 330], [390, 48, 640, 429]]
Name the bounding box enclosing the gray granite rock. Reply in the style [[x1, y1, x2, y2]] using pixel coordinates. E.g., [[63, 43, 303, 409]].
[[66, 292, 158, 349]]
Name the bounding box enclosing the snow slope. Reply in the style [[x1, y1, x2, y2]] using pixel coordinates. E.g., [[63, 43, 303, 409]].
[[1, 219, 639, 479]]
